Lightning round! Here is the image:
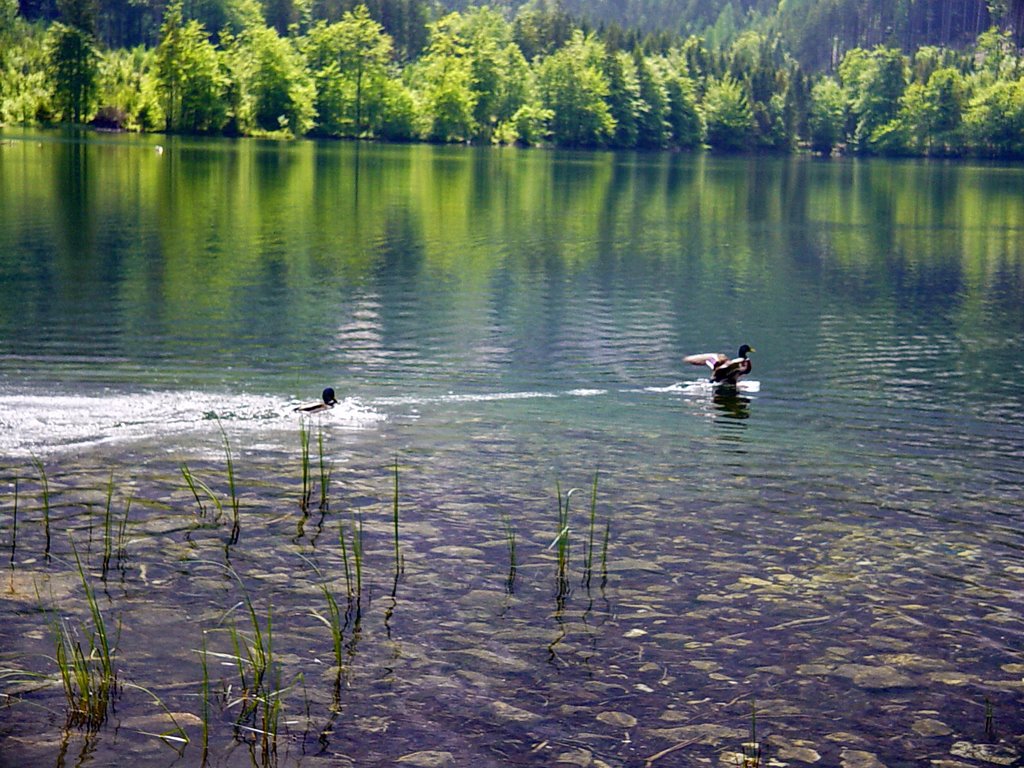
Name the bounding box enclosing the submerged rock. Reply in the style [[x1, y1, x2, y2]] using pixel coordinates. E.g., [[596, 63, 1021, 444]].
[[555, 748, 592, 766], [596, 710, 637, 728], [489, 700, 541, 724], [396, 750, 456, 768], [949, 741, 1020, 765], [835, 663, 917, 689], [911, 718, 951, 737], [840, 748, 887, 768]]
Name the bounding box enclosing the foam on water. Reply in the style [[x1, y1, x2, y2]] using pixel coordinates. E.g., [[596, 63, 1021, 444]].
[[0, 389, 385, 457], [643, 380, 761, 395], [372, 388, 607, 407]]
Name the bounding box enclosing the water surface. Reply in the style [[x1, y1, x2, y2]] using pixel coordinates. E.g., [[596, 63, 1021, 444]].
[[1, 131, 1023, 767]]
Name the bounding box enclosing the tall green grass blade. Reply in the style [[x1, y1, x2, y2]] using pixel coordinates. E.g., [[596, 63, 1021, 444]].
[[500, 510, 517, 594], [9, 477, 17, 570], [318, 427, 331, 510], [583, 471, 599, 588], [199, 631, 210, 763], [338, 521, 353, 600], [102, 472, 115, 576], [600, 518, 611, 589], [181, 463, 223, 520], [218, 422, 240, 529], [31, 456, 51, 559], [392, 458, 402, 578], [122, 681, 189, 752], [116, 495, 132, 566], [299, 420, 311, 511]]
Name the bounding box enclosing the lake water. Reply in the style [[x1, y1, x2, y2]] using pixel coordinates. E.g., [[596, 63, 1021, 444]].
[[1, 131, 1023, 767]]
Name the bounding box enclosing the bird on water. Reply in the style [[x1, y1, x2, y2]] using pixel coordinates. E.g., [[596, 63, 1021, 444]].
[[684, 345, 755, 386], [294, 387, 339, 413]]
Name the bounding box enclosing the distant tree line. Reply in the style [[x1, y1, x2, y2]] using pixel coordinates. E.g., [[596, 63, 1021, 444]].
[[3, 0, 1024, 157]]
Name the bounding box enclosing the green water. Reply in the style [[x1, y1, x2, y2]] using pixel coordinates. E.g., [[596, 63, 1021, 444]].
[[1, 130, 1023, 767]]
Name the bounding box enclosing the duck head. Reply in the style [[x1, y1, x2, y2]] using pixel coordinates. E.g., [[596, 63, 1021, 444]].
[[322, 387, 339, 405], [737, 344, 755, 358]]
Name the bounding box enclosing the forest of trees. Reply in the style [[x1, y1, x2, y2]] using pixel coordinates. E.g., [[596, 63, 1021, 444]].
[[2, 0, 1024, 157]]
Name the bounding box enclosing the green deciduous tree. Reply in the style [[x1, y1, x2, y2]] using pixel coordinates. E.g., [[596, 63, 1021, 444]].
[[703, 75, 753, 151], [842, 46, 907, 151], [662, 63, 703, 148], [305, 5, 393, 136], [96, 45, 162, 130], [963, 75, 1024, 156], [537, 30, 614, 147], [899, 66, 966, 154], [808, 76, 846, 153], [232, 23, 315, 135], [155, 2, 228, 132], [414, 13, 477, 142]]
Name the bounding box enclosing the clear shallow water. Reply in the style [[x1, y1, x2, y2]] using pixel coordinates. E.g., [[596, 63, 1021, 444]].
[[1, 131, 1023, 767]]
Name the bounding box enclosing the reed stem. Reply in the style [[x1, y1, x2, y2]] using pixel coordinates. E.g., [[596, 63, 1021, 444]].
[[500, 509, 517, 594], [392, 458, 402, 577], [583, 471, 599, 588], [9, 477, 18, 570], [102, 472, 115, 576], [31, 457, 51, 559], [218, 423, 239, 529], [299, 420, 311, 511], [199, 631, 210, 763], [317, 427, 330, 510]]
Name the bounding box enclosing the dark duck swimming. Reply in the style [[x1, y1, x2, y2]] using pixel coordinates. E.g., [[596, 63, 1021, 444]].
[[294, 387, 339, 413]]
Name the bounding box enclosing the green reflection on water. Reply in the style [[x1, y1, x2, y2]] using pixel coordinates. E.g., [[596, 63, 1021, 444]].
[[1, 132, 1023, 766]]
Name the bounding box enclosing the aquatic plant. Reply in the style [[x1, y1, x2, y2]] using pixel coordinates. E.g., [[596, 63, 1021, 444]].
[[582, 471, 599, 589], [600, 517, 611, 589], [218, 423, 240, 541], [550, 482, 580, 599], [100, 473, 131, 576], [122, 681, 189, 752], [500, 509, 517, 594], [8, 477, 18, 570], [101, 473, 115, 574], [116, 495, 131, 567], [300, 556, 351, 712], [181, 463, 223, 521], [738, 699, 764, 768], [199, 631, 211, 763], [53, 539, 119, 729], [226, 595, 287, 762], [984, 697, 996, 741], [392, 458, 402, 578], [31, 456, 51, 559], [338, 514, 364, 608], [299, 420, 312, 511], [317, 427, 331, 511]]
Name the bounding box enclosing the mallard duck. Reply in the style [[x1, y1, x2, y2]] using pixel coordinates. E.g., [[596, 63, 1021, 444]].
[[684, 344, 755, 386], [294, 387, 339, 413]]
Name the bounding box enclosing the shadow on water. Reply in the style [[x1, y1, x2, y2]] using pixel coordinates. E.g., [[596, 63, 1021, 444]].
[[712, 390, 752, 421]]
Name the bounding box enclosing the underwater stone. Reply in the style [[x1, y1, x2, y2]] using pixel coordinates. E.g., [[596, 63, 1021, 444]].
[[555, 748, 592, 766], [396, 751, 455, 767], [911, 718, 951, 737], [770, 736, 821, 763], [596, 711, 637, 728], [489, 701, 541, 723], [949, 741, 1020, 765], [835, 664, 917, 689], [840, 748, 887, 768]]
